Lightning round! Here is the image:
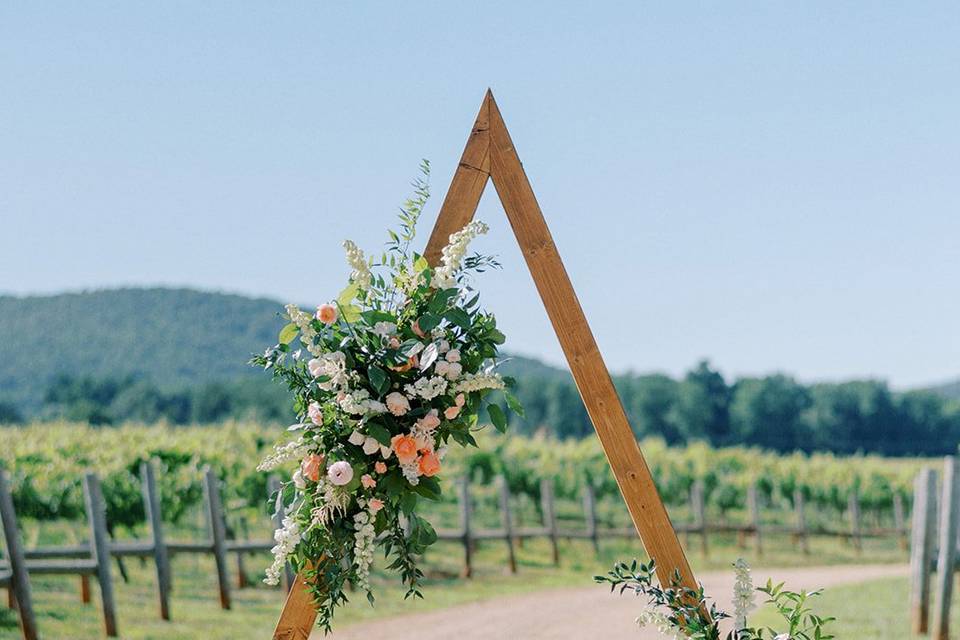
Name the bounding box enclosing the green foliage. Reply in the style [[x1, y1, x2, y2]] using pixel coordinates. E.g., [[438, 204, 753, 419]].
[[0, 422, 932, 529]]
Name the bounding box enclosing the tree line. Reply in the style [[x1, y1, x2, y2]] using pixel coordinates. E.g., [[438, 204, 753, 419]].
[[2, 361, 958, 457]]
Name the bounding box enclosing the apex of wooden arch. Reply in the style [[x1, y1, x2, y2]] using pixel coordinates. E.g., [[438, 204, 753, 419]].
[[273, 90, 698, 639]]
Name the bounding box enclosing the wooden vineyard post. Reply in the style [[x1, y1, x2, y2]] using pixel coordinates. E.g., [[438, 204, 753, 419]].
[[83, 473, 118, 637], [459, 477, 474, 578], [540, 479, 560, 566], [893, 492, 908, 551], [748, 483, 763, 557], [582, 483, 600, 555], [793, 489, 809, 555], [690, 480, 708, 557], [848, 487, 863, 554], [203, 467, 232, 610], [273, 90, 701, 635], [497, 476, 517, 574], [0, 470, 38, 640], [910, 468, 938, 634], [141, 461, 171, 620], [932, 456, 959, 640]]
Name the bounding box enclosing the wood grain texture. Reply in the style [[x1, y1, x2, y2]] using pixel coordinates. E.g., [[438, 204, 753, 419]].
[[422, 91, 491, 266], [273, 570, 319, 640]]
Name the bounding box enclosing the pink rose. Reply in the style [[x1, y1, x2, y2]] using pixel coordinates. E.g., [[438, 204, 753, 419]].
[[369, 498, 385, 514], [301, 454, 324, 483], [327, 460, 353, 486], [307, 402, 323, 426], [316, 304, 338, 325], [416, 409, 441, 431], [445, 349, 461, 363], [361, 474, 376, 489], [455, 393, 466, 407], [374, 461, 387, 474], [444, 405, 461, 420], [385, 392, 411, 416]]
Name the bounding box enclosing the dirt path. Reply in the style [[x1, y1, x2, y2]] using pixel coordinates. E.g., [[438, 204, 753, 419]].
[[324, 564, 906, 639]]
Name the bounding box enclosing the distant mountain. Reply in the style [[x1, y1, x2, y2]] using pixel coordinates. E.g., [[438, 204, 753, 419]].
[[929, 379, 960, 400], [0, 287, 562, 415]]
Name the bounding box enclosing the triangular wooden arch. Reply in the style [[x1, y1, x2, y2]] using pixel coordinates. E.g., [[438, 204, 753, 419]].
[[273, 90, 698, 639]]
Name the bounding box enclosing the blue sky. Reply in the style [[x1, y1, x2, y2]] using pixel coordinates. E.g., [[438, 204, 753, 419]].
[[2, 2, 958, 388]]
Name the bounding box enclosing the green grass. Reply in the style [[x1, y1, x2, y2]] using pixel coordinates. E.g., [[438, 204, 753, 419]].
[[0, 524, 920, 639], [752, 576, 959, 638]]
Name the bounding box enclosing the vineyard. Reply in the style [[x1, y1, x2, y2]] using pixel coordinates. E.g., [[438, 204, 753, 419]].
[[0, 421, 932, 530]]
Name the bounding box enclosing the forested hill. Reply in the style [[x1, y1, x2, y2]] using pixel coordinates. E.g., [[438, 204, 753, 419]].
[[0, 288, 282, 411], [1, 288, 959, 456]]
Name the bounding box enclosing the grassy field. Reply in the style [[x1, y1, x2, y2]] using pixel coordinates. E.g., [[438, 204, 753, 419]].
[[0, 525, 932, 640]]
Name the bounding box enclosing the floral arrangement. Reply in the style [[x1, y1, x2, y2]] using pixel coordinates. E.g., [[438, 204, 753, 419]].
[[252, 163, 521, 632], [597, 558, 835, 639]]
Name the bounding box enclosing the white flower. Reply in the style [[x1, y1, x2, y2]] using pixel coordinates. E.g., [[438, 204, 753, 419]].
[[372, 321, 397, 338], [327, 461, 354, 486], [385, 391, 410, 416], [774, 635, 790, 640], [732, 558, 755, 631], [362, 437, 381, 455], [352, 507, 377, 593], [432, 220, 490, 289], [401, 461, 420, 485], [257, 438, 309, 471], [437, 339, 450, 354], [338, 388, 387, 416], [635, 609, 686, 640], [453, 372, 504, 393], [292, 469, 306, 490], [435, 361, 451, 377], [264, 515, 301, 586], [441, 362, 462, 380], [342, 240, 372, 290], [403, 375, 448, 401], [308, 352, 349, 391], [445, 349, 461, 363], [285, 304, 321, 356]]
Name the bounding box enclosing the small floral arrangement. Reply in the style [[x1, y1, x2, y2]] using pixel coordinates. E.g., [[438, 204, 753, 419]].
[[597, 558, 835, 640], [253, 163, 521, 632]]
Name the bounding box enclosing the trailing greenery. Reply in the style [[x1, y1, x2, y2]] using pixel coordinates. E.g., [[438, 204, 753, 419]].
[[0, 422, 932, 530]]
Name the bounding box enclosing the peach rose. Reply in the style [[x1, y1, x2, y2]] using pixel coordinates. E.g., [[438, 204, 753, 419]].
[[391, 434, 419, 465], [418, 451, 441, 477], [416, 409, 441, 431], [301, 454, 324, 483], [444, 405, 461, 420], [316, 303, 338, 325], [361, 474, 376, 489], [385, 392, 411, 416], [374, 461, 387, 474], [369, 498, 385, 514], [455, 393, 466, 407]]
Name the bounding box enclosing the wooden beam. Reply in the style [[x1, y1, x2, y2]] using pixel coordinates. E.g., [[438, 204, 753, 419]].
[[481, 91, 698, 592]]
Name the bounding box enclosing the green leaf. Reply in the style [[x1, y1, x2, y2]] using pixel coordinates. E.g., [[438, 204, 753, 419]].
[[413, 475, 442, 500], [278, 323, 299, 345], [417, 312, 440, 332], [366, 422, 392, 447], [444, 308, 472, 330], [367, 365, 389, 396], [505, 392, 525, 417], [488, 328, 506, 345], [338, 283, 360, 306], [399, 492, 418, 515], [340, 303, 362, 323], [488, 403, 507, 432]]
